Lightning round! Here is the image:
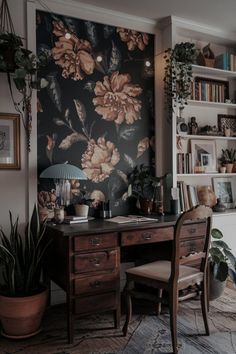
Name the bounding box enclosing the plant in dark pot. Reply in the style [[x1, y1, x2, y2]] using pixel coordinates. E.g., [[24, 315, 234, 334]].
[[0, 205, 51, 338], [219, 148, 236, 173], [128, 164, 163, 214], [209, 228, 236, 300], [164, 42, 197, 117]]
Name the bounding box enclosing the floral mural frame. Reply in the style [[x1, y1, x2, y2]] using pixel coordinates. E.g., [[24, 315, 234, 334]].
[[0, 113, 20, 169]]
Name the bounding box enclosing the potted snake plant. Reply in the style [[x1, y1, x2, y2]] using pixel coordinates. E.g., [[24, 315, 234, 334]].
[[0, 205, 51, 338]]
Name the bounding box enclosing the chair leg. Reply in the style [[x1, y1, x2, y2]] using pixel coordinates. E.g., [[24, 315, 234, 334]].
[[169, 286, 178, 354], [200, 278, 210, 335], [156, 288, 163, 315], [122, 279, 133, 336]]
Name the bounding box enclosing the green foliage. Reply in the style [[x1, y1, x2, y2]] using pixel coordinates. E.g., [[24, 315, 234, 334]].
[[72, 190, 94, 206], [219, 148, 236, 164], [210, 228, 236, 285], [128, 164, 163, 201], [164, 42, 197, 114], [0, 205, 51, 297]]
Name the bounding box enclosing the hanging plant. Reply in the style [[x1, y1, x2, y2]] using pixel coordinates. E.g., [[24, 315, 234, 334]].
[[164, 42, 197, 115], [0, 0, 49, 151]]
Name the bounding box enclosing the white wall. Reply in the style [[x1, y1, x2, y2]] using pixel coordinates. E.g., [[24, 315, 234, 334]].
[[0, 0, 28, 230]]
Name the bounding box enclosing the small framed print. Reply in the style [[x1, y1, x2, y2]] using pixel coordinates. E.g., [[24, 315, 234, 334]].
[[0, 113, 20, 169], [191, 139, 217, 173], [212, 177, 235, 209]]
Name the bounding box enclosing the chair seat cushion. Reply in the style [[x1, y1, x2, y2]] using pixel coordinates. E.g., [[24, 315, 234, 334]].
[[126, 260, 203, 284]]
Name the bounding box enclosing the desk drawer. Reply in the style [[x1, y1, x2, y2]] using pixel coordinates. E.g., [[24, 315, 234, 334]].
[[74, 272, 119, 295], [74, 249, 119, 274], [121, 227, 173, 246], [181, 223, 206, 240], [74, 233, 118, 251], [75, 292, 117, 315]]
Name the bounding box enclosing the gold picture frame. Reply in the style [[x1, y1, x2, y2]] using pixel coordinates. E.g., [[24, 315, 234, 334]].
[[0, 113, 20, 169]]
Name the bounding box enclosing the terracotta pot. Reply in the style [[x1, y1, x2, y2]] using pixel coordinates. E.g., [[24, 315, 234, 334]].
[[75, 204, 89, 217], [225, 163, 234, 173], [139, 198, 153, 215], [0, 287, 48, 339]]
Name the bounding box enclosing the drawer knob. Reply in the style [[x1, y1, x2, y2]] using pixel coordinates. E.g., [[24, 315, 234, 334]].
[[90, 237, 101, 246], [90, 280, 101, 288], [142, 232, 152, 240], [89, 258, 100, 266], [189, 228, 196, 234]]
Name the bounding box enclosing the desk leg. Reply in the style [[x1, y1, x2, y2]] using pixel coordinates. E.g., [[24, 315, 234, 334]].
[[67, 292, 74, 344]]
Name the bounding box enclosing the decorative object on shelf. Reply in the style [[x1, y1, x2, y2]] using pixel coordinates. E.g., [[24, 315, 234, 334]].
[[212, 177, 235, 209], [188, 116, 198, 135], [213, 198, 226, 213], [176, 116, 188, 134], [191, 139, 217, 173], [198, 125, 221, 136], [219, 166, 226, 174], [164, 42, 197, 114], [209, 228, 236, 300], [197, 43, 215, 68], [197, 185, 217, 207], [0, 0, 49, 151], [217, 114, 236, 136], [219, 148, 236, 173], [0, 204, 51, 338], [40, 163, 87, 207], [0, 113, 20, 169]]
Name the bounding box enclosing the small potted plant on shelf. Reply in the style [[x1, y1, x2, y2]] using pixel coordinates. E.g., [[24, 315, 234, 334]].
[[219, 148, 236, 173], [72, 190, 94, 217], [0, 205, 51, 338], [164, 42, 197, 117], [209, 228, 236, 300]]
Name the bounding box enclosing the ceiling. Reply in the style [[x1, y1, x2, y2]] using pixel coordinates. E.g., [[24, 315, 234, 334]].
[[72, 0, 236, 33]]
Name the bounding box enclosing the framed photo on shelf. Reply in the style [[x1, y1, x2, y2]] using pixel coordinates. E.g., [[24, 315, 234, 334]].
[[0, 113, 20, 169], [191, 139, 217, 173], [212, 177, 235, 209], [217, 114, 236, 136]]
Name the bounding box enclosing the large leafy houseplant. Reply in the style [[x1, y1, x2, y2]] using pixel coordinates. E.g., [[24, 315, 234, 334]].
[[209, 228, 236, 285], [0, 205, 50, 297], [164, 42, 197, 115]]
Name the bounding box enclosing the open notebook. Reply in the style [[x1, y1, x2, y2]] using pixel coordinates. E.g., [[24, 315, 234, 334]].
[[105, 215, 158, 224]]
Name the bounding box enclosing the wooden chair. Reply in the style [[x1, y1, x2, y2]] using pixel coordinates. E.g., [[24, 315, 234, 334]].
[[122, 205, 212, 354]]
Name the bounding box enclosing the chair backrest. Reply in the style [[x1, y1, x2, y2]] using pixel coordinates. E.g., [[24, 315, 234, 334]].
[[170, 205, 212, 283]]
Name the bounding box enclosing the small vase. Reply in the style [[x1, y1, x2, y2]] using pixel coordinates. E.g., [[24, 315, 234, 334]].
[[213, 198, 226, 213]]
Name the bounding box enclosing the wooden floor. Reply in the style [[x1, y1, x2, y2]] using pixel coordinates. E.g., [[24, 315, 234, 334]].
[[1, 287, 236, 354]]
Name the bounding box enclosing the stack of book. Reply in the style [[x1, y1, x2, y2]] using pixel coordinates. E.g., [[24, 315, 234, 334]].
[[63, 216, 88, 224]]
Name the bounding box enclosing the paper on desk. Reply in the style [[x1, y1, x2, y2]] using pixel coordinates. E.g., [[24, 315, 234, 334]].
[[105, 215, 157, 224]]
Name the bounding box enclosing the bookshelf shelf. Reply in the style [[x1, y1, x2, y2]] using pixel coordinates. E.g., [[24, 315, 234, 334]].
[[192, 64, 236, 79], [176, 134, 236, 141], [177, 173, 236, 177], [187, 99, 236, 108]]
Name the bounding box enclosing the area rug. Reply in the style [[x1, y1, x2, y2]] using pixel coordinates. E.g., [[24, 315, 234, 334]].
[[1, 288, 236, 354]]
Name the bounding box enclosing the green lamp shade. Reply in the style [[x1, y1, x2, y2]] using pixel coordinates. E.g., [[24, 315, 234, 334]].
[[40, 163, 87, 180]]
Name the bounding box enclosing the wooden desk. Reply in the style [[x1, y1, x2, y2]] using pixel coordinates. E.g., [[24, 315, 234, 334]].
[[44, 215, 205, 343]]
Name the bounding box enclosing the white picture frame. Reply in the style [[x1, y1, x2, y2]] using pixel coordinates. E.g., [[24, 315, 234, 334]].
[[212, 177, 235, 209], [191, 139, 217, 173]]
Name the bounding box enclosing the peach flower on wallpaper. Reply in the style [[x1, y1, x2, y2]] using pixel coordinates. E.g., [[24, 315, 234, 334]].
[[81, 137, 120, 182], [52, 20, 95, 80], [93, 71, 142, 125], [90, 190, 106, 208], [117, 28, 149, 51]]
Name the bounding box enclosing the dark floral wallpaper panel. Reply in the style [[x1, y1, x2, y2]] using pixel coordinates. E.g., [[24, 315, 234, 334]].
[[36, 10, 155, 217]]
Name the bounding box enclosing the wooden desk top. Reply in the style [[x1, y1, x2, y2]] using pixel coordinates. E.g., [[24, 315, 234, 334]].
[[46, 214, 181, 237]]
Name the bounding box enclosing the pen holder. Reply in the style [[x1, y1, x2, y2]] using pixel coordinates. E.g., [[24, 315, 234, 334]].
[[170, 199, 179, 215]]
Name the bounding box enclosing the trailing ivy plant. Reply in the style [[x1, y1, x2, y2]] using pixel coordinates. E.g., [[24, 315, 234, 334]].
[[164, 42, 197, 116]]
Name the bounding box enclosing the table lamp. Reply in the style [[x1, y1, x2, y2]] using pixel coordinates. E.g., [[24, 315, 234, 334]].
[[40, 163, 87, 206]]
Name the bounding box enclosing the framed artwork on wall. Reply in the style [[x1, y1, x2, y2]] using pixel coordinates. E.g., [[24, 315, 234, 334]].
[[212, 177, 235, 208], [0, 113, 20, 169], [191, 139, 217, 173]]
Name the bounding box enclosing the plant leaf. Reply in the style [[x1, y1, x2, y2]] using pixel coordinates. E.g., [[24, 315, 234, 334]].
[[59, 132, 88, 150], [74, 99, 86, 122], [224, 249, 236, 268], [214, 261, 228, 282], [211, 240, 231, 250], [120, 125, 138, 141], [211, 228, 223, 239], [53, 118, 65, 126], [46, 74, 62, 112], [124, 154, 135, 169]]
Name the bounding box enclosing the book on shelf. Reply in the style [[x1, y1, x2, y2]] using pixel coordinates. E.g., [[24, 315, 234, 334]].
[[177, 181, 199, 212], [191, 77, 229, 103]]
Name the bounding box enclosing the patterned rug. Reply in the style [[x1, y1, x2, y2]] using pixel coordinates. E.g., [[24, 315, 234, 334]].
[[1, 288, 236, 354]]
